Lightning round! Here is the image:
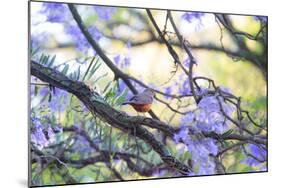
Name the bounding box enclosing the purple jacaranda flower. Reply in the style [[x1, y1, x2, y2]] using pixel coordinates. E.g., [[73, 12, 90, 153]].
[[218, 96, 235, 116], [200, 115, 227, 133], [31, 115, 64, 150], [181, 112, 195, 125], [202, 138, 218, 156], [220, 86, 231, 94], [113, 54, 131, 68], [189, 137, 218, 158], [47, 126, 54, 136], [198, 96, 220, 113], [196, 110, 208, 122], [123, 57, 131, 67], [48, 88, 69, 112], [254, 16, 267, 23], [196, 87, 209, 96], [41, 2, 67, 23], [174, 125, 189, 144], [113, 55, 121, 65], [92, 6, 116, 20], [65, 24, 91, 52], [116, 79, 127, 97], [197, 158, 216, 175], [183, 58, 191, 67], [196, 110, 228, 134], [88, 26, 103, 41], [180, 79, 191, 95], [188, 137, 218, 175], [163, 86, 172, 99], [199, 95, 233, 118], [182, 12, 204, 23], [243, 144, 267, 166], [174, 125, 218, 175], [39, 87, 49, 96], [126, 41, 132, 49], [31, 122, 49, 149]]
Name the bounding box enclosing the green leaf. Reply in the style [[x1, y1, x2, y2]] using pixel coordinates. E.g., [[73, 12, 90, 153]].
[[76, 65, 81, 80], [222, 129, 234, 137], [31, 47, 40, 57], [62, 64, 69, 75], [82, 57, 96, 81], [47, 55, 56, 67], [87, 60, 101, 80], [105, 89, 116, 99], [103, 81, 114, 94], [114, 87, 128, 105], [39, 54, 45, 64], [42, 55, 50, 65]]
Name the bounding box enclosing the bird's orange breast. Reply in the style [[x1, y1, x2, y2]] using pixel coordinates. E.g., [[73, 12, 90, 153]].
[[130, 103, 152, 112]]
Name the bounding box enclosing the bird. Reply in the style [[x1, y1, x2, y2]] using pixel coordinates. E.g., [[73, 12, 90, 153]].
[[122, 88, 155, 113]]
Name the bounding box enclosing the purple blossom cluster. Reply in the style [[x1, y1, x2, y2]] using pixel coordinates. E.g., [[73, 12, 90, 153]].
[[31, 117, 63, 150], [116, 79, 128, 97], [39, 2, 105, 53], [183, 58, 191, 67], [196, 95, 234, 134], [92, 6, 117, 20], [179, 79, 191, 95], [174, 126, 218, 175], [113, 42, 132, 68], [164, 86, 172, 99], [113, 54, 131, 68], [243, 144, 267, 167], [254, 16, 268, 23], [41, 2, 68, 23], [181, 12, 204, 23], [64, 23, 103, 53], [174, 92, 235, 174], [39, 87, 69, 112]]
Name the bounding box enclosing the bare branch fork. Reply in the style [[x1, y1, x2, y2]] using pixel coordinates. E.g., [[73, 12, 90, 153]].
[[62, 126, 169, 177], [32, 126, 166, 178], [147, 10, 266, 135]]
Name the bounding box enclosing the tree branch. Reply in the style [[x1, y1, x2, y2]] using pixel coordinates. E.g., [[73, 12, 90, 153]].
[[31, 60, 192, 175], [67, 4, 159, 120], [31, 60, 267, 175]]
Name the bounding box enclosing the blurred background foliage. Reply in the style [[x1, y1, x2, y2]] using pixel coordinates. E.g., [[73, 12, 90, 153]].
[[30, 1, 267, 186]]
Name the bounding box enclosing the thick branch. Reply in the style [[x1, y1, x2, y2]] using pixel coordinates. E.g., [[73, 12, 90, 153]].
[[31, 60, 192, 174]]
